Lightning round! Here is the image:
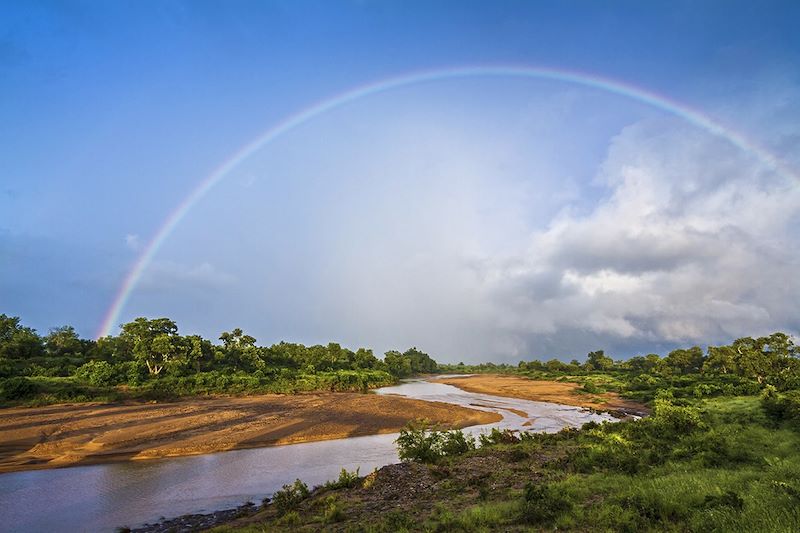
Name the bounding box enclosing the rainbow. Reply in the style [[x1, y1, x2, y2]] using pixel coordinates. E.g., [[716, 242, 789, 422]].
[[96, 64, 800, 338]]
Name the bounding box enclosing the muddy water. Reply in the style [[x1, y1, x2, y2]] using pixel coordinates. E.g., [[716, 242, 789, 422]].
[[0, 379, 614, 532]]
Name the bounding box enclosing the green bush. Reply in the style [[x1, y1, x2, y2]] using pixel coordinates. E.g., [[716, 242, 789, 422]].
[[519, 482, 572, 525], [396, 422, 445, 463], [478, 428, 520, 447], [440, 429, 476, 456], [762, 386, 800, 426], [272, 479, 310, 515], [322, 496, 346, 523], [76, 360, 116, 387], [0, 376, 38, 400], [582, 381, 602, 394], [396, 423, 476, 463], [648, 398, 705, 436], [322, 468, 361, 490]]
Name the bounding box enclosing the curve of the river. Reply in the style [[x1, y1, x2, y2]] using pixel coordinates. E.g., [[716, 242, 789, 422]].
[[0, 378, 615, 532]]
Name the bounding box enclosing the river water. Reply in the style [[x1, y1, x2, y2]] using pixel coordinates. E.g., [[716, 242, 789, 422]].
[[0, 378, 614, 532]]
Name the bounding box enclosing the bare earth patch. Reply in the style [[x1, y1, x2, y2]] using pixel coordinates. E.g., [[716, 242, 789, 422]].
[[0, 393, 500, 473], [436, 374, 648, 415]]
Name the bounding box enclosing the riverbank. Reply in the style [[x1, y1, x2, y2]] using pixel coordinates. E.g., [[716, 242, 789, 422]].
[[0, 392, 500, 473], [210, 395, 800, 532], [434, 374, 648, 415]]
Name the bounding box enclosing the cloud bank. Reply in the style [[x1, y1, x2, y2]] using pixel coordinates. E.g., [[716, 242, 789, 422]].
[[121, 85, 800, 362]]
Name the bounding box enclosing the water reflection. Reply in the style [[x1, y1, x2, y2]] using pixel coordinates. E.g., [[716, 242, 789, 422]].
[[0, 379, 614, 532]]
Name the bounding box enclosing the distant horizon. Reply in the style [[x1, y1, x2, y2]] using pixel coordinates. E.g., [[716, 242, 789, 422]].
[[4, 310, 795, 365]]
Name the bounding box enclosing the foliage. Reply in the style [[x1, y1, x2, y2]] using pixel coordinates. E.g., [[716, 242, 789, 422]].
[[322, 496, 346, 523], [0, 314, 448, 405], [762, 386, 800, 426], [322, 468, 361, 490], [75, 360, 116, 387], [383, 348, 437, 377], [478, 427, 520, 447], [396, 422, 476, 463], [272, 479, 309, 515], [519, 481, 573, 525], [0, 376, 38, 400], [211, 381, 800, 532]]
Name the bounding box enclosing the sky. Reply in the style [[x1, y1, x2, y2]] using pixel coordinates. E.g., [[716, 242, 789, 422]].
[[1, 0, 799, 362]]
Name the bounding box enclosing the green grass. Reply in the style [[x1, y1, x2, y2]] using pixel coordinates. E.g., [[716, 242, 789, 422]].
[[539, 397, 800, 532]]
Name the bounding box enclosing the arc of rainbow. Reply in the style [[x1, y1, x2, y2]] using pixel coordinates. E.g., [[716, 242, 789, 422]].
[[96, 64, 799, 338]]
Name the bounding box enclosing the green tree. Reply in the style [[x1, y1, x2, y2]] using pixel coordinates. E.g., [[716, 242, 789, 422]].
[[664, 346, 704, 374], [218, 328, 260, 371], [586, 350, 613, 371], [703, 345, 737, 374], [384, 350, 413, 377], [0, 314, 44, 361], [44, 326, 86, 358], [119, 317, 180, 375]]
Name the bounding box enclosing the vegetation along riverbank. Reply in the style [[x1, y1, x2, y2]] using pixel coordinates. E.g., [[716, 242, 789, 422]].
[[201, 332, 799, 532], [0, 315, 438, 406]]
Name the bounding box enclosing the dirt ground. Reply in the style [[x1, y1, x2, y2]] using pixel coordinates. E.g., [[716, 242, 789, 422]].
[[0, 392, 500, 473], [435, 374, 648, 415]]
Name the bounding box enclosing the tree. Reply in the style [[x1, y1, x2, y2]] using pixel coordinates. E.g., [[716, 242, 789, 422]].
[[219, 328, 256, 349], [384, 350, 413, 378], [627, 354, 661, 373], [703, 345, 737, 375], [586, 350, 613, 371], [0, 314, 44, 361], [119, 317, 181, 375], [45, 326, 86, 358], [354, 348, 379, 370], [218, 328, 260, 371], [403, 347, 438, 374], [664, 346, 704, 374]]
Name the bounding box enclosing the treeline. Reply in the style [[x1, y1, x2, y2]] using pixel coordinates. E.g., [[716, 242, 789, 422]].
[[0, 314, 438, 404], [441, 332, 800, 402]]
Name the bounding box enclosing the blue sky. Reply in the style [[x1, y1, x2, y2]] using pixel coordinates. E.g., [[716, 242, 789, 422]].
[[2, 1, 799, 362]]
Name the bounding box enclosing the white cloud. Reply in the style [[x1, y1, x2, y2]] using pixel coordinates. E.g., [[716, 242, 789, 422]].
[[484, 116, 800, 354]]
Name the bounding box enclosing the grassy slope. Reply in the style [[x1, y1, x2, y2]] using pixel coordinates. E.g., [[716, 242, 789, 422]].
[[209, 396, 800, 532]]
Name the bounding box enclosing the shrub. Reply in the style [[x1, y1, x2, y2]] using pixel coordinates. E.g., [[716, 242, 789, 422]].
[[440, 429, 476, 456], [323, 468, 360, 490], [272, 479, 309, 515], [75, 360, 116, 387], [383, 510, 415, 530], [519, 482, 572, 525], [322, 496, 345, 523], [396, 422, 443, 463], [479, 428, 520, 447], [396, 423, 477, 463], [582, 381, 602, 394], [648, 398, 704, 437], [0, 376, 38, 400], [276, 511, 299, 526], [762, 386, 800, 426]]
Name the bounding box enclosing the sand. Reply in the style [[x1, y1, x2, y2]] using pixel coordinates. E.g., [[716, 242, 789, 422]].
[[436, 374, 648, 415], [0, 392, 500, 473]]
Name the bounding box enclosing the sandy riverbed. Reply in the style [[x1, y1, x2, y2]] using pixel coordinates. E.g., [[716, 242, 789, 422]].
[[0, 392, 500, 473], [436, 374, 648, 415]]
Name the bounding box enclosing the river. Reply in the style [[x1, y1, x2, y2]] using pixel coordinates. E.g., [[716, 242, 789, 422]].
[[0, 378, 615, 532]]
